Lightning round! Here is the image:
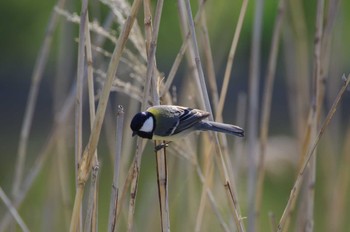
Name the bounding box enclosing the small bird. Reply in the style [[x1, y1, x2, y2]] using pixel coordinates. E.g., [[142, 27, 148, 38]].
[[130, 105, 244, 141]]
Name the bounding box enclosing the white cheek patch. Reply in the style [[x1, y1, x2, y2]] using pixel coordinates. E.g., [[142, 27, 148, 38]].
[[139, 117, 154, 132]]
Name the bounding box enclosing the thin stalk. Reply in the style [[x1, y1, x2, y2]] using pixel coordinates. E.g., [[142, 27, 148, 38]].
[[0, 186, 29, 232], [277, 74, 350, 232], [73, 0, 89, 230], [84, 11, 100, 232], [0, 80, 77, 232], [108, 106, 124, 232], [247, 0, 264, 231], [183, 0, 245, 231], [84, 166, 100, 232], [70, 0, 142, 231], [12, 0, 67, 198], [255, 0, 286, 230], [305, 1, 325, 231], [154, 144, 170, 232], [198, 1, 218, 109], [127, 0, 164, 230], [216, 0, 249, 119], [160, 0, 207, 97]]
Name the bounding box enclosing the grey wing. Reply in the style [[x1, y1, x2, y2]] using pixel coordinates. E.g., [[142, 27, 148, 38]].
[[171, 106, 210, 135]]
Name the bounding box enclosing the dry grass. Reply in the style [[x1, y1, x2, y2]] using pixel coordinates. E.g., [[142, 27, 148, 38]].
[[1, 0, 350, 232]]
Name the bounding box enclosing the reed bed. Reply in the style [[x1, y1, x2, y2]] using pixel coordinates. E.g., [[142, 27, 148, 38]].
[[1, 0, 350, 232]]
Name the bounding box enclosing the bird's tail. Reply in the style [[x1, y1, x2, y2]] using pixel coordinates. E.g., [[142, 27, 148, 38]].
[[196, 121, 244, 137]]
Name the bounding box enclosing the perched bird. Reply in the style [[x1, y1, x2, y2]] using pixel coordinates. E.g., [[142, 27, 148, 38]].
[[130, 105, 244, 141]]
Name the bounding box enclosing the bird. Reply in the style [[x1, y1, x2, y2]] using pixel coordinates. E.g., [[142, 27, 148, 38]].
[[130, 105, 244, 142]]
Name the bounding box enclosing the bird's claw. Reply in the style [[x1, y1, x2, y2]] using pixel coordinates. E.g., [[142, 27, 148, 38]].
[[155, 142, 169, 152]]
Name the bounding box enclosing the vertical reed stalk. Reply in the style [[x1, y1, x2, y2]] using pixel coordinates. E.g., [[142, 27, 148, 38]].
[[255, 0, 286, 230], [247, 0, 264, 231], [73, 0, 89, 230], [182, 0, 245, 231], [127, 0, 165, 230], [108, 106, 124, 232], [277, 74, 350, 232], [12, 0, 67, 198], [70, 0, 142, 231]]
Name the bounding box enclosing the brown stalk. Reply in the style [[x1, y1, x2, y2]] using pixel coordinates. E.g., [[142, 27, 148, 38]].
[[247, 0, 264, 231], [160, 0, 207, 97], [83, 11, 100, 232], [108, 106, 124, 232], [216, 0, 249, 119], [12, 0, 67, 198], [182, 0, 245, 231], [73, 0, 89, 230], [127, 0, 165, 230], [255, 0, 286, 229], [69, 0, 142, 231], [277, 74, 350, 232]]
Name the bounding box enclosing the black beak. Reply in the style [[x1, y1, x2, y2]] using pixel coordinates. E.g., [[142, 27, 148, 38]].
[[132, 131, 137, 137]]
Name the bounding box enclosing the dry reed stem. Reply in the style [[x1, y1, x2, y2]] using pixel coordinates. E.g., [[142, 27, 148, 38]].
[[70, 0, 142, 231], [127, 0, 164, 230], [255, 0, 286, 229], [154, 144, 170, 232], [0, 186, 29, 232], [108, 106, 124, 232], [198, 1, 219, 109], [304, 1, 325, 231], [12, 0, 67, 198], [195, 164, 231, 232], [73, 0, 89, 230], [84, 12, 99, 232], [277, 74, 350, 232], [247, 0, 264, 231], [145, 0, 170, 230], [183, 0, 244, 231], [216, 0, 248, 119], [161, 0, 207, 97], [0, 82, 77, 231], [84, 166, 99, 232]]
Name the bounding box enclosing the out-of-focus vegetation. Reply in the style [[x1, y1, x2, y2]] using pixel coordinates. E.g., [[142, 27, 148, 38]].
[[0, 0, 350, 231]]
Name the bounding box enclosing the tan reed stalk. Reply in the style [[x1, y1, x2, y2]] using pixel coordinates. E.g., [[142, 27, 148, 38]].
[[198, 2, 219, 109], [154, 143, 170, 232], [281, 2, 310, 229], [182, 0, 245, 231], [247, 0, 264, 231], [108, 106, 124, 232], [0, 186, 29, 232], [160, 0, 207, 97], [84, 12, 100, 232], [277, 74, 350, 232], [216, 0, 248, 119], [12, 0, 67, 198], [255, 0, 287, 230], [0, 77, 77, 231], [84, 166, 99, 232], [73, 0, 89, 230], [196, 0, 238, 200], [304, 1, 325, 231], [127, 0, 164, 230], [70, 0, 142, 231]]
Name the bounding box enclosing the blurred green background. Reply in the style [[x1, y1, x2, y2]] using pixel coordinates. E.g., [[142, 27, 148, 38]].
[[1, 0, 350, 231]]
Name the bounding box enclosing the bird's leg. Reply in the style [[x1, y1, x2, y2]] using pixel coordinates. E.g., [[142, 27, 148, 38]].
[[154, 141, 172, 152]]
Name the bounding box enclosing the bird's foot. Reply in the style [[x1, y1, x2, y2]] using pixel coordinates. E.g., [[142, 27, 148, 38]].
[[155, 142, 171, 152]]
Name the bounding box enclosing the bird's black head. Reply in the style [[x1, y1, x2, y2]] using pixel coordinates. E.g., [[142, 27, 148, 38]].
[[130, 111, 155, 139]]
